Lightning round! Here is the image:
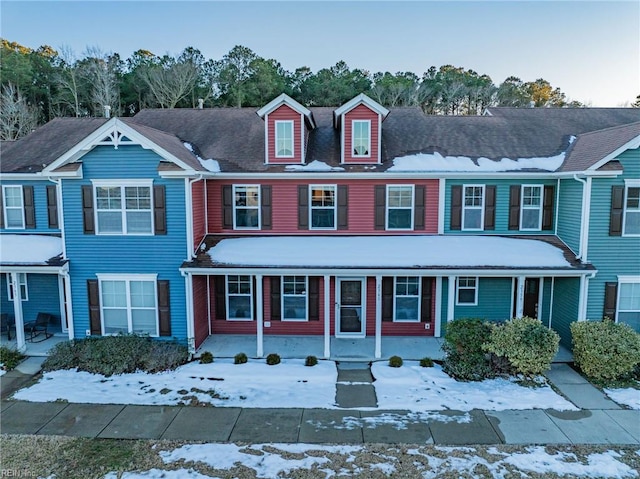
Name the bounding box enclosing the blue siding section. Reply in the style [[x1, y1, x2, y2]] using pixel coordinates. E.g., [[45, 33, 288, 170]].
[[62, 145, 188, 341], [0, 273, 62, 323], [551, 277, 580, 346], [454, 277, 513, 321], [0, 180, 59, 234], [539, 277, 553, 325], [556, 178, 582, 254]]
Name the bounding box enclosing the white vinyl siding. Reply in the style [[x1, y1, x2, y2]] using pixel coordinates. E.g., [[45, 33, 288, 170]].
[[394, 276, 420, 322], [2, 185, 25, 229], [275, 120, 294, 157], [310, 185, 336, 229], [99, 275, 158, 336], [233, 185, 260, 229], [94, 181, 153, 235], [387, 185, 414, 230], [282, 276, 307, 321], [352, 120, 371, 157], [521, 185, 543, 231], [462, 185, 484, 231], [227, 275, 253, 320]]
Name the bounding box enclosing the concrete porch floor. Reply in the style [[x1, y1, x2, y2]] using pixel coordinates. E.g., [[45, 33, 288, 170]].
[[0, 333, 69, 357]]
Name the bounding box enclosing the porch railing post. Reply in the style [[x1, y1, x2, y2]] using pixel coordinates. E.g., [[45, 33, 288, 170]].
[[323, 275, 330, 359], [375, 275, 382, 359], [256, 274, 264, 358]]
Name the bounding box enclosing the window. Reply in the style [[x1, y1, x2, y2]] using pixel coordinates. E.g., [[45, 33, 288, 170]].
[[352, 120, 370, 157], [2, 186, 24, 229], [462, 185, 484, 230], [521, 185, 543, 230], [227, 275, 252, 320], [94, 182, 153, 234], [233, 185, 260, 229], [275, 121, 294, 157], [310, 185, 336, 229], [6, 273, 28, 301], [623, 186, 640, 236], [394, 277, 420, 322], [282, 276, 307, 321], [618, 280, 640, 330], [456, 277, 478, 305], [387, 185, 414, 230], [99, 276, 158, 335]]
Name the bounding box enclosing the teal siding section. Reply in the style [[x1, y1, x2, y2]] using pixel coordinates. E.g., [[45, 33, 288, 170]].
[[0, 273, 62, 322], [556, 178, 582, 254], [539, 277, 553, 325], [454, 277, 512, 321], [0, 180, 60, 234], [444, 179, 557, 234], [551, 277, 580, 346], [586, 148, 640, 322], [62, 145, 188, 342]]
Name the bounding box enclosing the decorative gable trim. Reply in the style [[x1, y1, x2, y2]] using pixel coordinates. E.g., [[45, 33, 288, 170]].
[[588, 134, 640, 171], [333, 93, 389, 128], [257, 93, 315, 129]]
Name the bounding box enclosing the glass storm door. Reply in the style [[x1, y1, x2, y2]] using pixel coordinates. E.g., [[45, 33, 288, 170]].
[[336, 278, 365, 337], [523, 278, 540, 319]]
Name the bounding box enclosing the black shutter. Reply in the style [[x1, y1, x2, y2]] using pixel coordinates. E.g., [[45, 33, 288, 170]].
[[271, 276, 281, 321], [542, 185, 555, 230], [414, 185, 425, 230], [374, 185, 386, 230], [484, 185, 496, 230], [309, 277, 320, 321], [609, 186, 624, 236], [298, 185, 309, 230], [261, 185, 272, 230], [450, 185, 462, 230], [82, 185, 95, 234], [215, 276, 227, 320], [23, 186, 35, 229], [222, 185, 233, 229], [87, 279, 102, 335], [603, 282, 618, 319], [157, 280, 171, 336], [382, 277, 393, 321], [421, 277, 433, 322], [153, 185, 167, 235], [337, 185, 348, 230], [46, 185, 58, 229], [509, 185, 521, 230]]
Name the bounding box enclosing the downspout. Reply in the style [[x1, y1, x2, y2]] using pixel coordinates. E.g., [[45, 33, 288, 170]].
[[578, 272, 597, 321], [48, 177, 67, 259], [573, 175, 591, 262], [185, 175, 204, 259]]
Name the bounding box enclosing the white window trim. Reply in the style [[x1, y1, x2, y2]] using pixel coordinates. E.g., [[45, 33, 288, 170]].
[[622, 180, 640, 237], [456, 276, 478, 306], [616, 276, 640, 324], [386, 184, 415, 231], [232, 184, 261, 230], [393, 276, 421, 323], [462, 184, 485, 231], [226, 274, 253, 321], [92, 179, 154, 236], [2, 185, 25, 230], [96, 273, 159, 337], [309, 184, 337, 231], [275, 120, 294, 158], [281, 276, 308, 322], [7, 273, 28, 301], [520, 184, 543, 231], [352, 119, 371, 158]]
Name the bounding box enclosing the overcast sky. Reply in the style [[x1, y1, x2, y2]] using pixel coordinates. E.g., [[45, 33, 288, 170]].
[[2, 0, 638, 107]]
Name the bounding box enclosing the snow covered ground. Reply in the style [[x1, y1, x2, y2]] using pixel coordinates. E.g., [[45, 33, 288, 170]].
[[605, 384, 640, 410]]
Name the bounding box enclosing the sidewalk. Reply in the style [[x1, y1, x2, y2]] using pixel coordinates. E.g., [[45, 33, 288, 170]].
[[1, 362, 638, 445]]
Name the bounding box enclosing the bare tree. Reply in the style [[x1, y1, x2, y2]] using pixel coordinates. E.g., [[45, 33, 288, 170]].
[[138, 57, 200, 108], [0, 83, 40, 140], [79, 47, 121, 116], [53, 45, 84, 117]]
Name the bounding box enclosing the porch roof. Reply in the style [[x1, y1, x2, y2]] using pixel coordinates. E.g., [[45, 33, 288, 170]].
[[0, 234, 65, 267], [184, 235, 592, 273]]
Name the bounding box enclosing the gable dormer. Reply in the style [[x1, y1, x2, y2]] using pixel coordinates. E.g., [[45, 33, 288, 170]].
[[257, 93, 316, 165], [333, 93, 389, 164]]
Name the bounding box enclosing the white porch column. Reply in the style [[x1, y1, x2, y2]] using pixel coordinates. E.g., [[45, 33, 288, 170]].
[[11, 272, 26, 352], [375, 275, 382, 359], [256, 274, 264, 358], [447, 276, 455, 323], [62, 271, 75, 339], [577, 275, 589, 321], [515, 276, 525, 318], [183, 272, 195, 355], [434, 277, 443, 337], [323, 275, 331, 359]]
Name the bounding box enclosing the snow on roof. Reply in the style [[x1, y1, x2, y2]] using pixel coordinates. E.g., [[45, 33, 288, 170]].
[[285, 160, 345, 172], [0, 235, 63, 265], [184, 142, 221, 172], [207, 236, 572, 269]]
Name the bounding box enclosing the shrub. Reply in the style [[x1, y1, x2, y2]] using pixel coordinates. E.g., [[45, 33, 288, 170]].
[[420, 357, 434, 368], [266, 353, 281, 365], [571, 320, 640, 384], [0, 346, 24, 371], [388, 355, 403, 368], [42, 335, 188, 376], [234, 352, 248, 364], [199, 351, 213, 364], [442, 318, 493, 381], [484, 317, 559, 378], [305, 355, 318, 367]]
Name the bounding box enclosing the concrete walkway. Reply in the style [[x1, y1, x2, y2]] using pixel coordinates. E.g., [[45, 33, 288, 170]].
[[1, 361, 638, 445]]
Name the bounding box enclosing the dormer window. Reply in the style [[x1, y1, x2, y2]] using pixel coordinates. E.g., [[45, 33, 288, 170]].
[[352, 120, 370, 157], [275, 121, 294, 157]]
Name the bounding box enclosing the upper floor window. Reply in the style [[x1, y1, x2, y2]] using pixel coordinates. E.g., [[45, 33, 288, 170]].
[[233, 185, 260, 229], [99, 275, 158, 336], [456, 277, 478, 305], [7, 273, 28, 301], [275, 121, 294, 157], [310, 185, 336, 229], [227, 275, 253, 320], [521, 185, 543, 230], [624, 186, 640, 236], [352, 120, 370, 157], [282, 276, 307, 321], [387, 185, 414, 230], [463, 185, 485, 230], [394, 276, 420, 322], [2, 186, 25, 229], [94, 181, 153, 235]]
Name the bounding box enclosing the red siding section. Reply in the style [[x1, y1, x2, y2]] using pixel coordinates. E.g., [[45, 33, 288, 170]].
[[263, 276, 325, 335], [343, 104, 380, 164], [381, 279, 435, 337], [267, 105, 304, 164], [209, 275, 257, 334], [193, 275, 209, 348], [192, 180, 206, 252]]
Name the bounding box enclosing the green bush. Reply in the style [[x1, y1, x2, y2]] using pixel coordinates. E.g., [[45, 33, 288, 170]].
[[42, 335, 188, 376], [266, 353, 281, 366], [484, 317, 559, 378], [571, 320, 640, 384], [442, 318, 493, 381], [199, 351, 214, 364], [0, 346, 25, 370], [388, 355, 403, 368], [419, 357, 434, 368], [234, 352, 248, 364], [305, 355, 318, 367]]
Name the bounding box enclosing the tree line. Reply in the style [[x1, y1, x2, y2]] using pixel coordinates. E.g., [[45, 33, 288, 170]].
[[1, 39, 635, 140]]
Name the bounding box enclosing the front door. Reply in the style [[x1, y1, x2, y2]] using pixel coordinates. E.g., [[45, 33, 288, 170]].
[[523, 278, 540, 318], [336, 278, 365, 337]]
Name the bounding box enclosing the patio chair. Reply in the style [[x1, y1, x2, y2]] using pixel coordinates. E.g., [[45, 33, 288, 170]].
[[24, 313, 53, 343], [1, 313, 15, 341]]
